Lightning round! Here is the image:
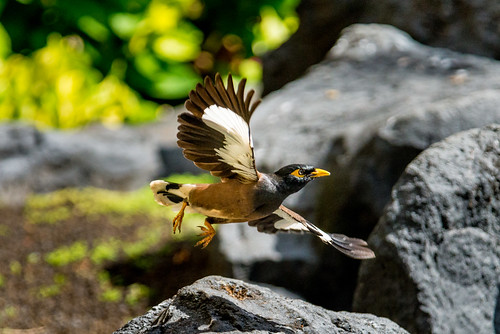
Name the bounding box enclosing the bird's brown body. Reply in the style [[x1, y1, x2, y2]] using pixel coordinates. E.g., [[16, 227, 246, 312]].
[[150, 73, 376, 258], [188, 174, 283, 222]]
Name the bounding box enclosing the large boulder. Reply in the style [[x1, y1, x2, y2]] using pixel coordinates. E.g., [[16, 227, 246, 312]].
[[353, 125, 500, 334], [263, 0, 500, 93], [114, 275, 410, 334]]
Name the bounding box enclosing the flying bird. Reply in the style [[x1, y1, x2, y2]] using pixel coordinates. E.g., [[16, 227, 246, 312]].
[[150, 74, 375, 259]]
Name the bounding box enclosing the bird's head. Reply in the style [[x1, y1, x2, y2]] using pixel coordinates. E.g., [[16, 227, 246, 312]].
[[273, 164, 330, 194]]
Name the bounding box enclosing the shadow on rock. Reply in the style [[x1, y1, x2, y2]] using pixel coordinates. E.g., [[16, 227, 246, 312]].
[[114, 276, 409, 334], [153, 295, 294, 333]]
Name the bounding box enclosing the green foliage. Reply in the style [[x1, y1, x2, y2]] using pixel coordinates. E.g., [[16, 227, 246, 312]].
[[26, 173, 213, 267], [45, 241, 88, 267], [0, 224, 9, 236], [0, 0, 299, 122], [9, 260, 22, 275], [90, 238, 122, 265], [0, 23, 11, 58], [0, 33, 160, 128], [99, 286, 123, 302], [37, 273, 67, 298], [97, 270, 150, 304], [125, 283, 150, 306], [165, 172, 217, 184], [26, 185, 165, 225], [26, 172, 216, 225]]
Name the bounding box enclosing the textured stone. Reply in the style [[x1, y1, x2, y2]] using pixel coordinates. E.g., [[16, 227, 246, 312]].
[[353, 125, 500, 334], [114, 275, 410, 334], [263, 0, 500, 93]]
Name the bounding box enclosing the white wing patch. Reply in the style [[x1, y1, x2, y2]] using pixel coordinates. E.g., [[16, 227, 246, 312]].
[[202, 105, 257, 181]]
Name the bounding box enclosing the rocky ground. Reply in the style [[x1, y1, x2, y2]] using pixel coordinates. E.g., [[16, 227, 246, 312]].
[[114, 276, 409, 334], [0, 185, 231, 333]]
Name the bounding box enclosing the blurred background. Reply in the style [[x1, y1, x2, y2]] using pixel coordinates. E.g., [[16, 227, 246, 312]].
[[1, 0, 500, 333]]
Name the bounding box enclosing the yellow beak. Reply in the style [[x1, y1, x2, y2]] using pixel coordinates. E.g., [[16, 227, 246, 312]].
[[310, 168, 330, 178]]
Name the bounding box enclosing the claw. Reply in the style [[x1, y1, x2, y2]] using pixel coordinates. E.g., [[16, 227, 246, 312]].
[[195, 220, 216, 249], [172, 201, 188, 234]]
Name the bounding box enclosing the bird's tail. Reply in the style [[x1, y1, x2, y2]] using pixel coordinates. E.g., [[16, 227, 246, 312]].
[[305, 222, 376, 259], [150, 180, 195, 208]]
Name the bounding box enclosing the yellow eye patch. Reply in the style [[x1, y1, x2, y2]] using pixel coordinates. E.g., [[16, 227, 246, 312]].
[[291, 168, 306, 178]]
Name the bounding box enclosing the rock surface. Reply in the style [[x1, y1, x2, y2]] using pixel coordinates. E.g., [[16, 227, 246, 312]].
[[353, 125, 500, 334], [114, 275, 410, 334], [263, 0, 500, 93], [0, 111, 179, 205]]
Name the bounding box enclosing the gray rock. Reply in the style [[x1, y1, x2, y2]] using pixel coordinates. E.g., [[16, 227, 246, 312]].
[[238, 24, 500, 310], [353, 125, 500, 334], [0, 112, 179, 205], [263, 0, 500, 93], [359, 0, 500, 59], [114, 275, 410, 334]]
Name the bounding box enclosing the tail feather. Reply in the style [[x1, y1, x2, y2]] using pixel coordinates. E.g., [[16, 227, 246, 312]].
[[150, 180, 194, 207], [306, 223, 375, 259], [249, 205, 375, 259]]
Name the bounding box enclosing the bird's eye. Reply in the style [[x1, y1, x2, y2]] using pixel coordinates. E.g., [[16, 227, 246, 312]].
[[291, 168, 307, 178]]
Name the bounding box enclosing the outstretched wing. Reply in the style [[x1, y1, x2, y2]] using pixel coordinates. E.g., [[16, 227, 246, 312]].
[[178, 73, 261, 183], [248, 205, 375, 259]]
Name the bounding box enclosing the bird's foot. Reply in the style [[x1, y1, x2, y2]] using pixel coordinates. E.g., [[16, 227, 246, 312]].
[[194, 220, 216, 249], [172, 201, 187, 234]]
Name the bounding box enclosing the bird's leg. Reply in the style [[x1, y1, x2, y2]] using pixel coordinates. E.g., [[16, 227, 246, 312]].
[[195, 219, 216, 249], [172, 200, 188, 234]]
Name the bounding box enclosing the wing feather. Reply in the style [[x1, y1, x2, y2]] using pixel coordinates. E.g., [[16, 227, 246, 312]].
[[178, 73, 260, 183], [248, 205, 376, 260]]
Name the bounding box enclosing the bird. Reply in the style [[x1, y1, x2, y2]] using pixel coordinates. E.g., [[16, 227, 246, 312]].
[[150, 73, 375, 259]]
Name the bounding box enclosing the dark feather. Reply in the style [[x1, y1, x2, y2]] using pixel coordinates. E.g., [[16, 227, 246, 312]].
[[178, 73, 260, 183], [248, 205, 376, 260]]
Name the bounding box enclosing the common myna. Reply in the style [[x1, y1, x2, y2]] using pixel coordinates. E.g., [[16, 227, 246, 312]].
[[150, 74, 375, 259]]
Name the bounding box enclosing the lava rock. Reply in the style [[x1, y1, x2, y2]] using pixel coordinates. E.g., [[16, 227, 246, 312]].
[[114, 275, 410, 334], [353, 125, 500, 334], [263, 0, 500, 93]]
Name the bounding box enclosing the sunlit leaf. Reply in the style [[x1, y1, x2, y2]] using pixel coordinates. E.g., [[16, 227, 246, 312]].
[[151, 66, 200, 99], [109, 13, 141, 39], [0, 23, 11, 59], [153, 34, 200, 62], [252, 6, 298, 55], [239, 57, 262, 82], [147, 1, 180, 33], [77, 16, 110, 42]]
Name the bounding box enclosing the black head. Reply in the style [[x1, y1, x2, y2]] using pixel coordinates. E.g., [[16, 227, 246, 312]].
[[273, 164, 330, 195]]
